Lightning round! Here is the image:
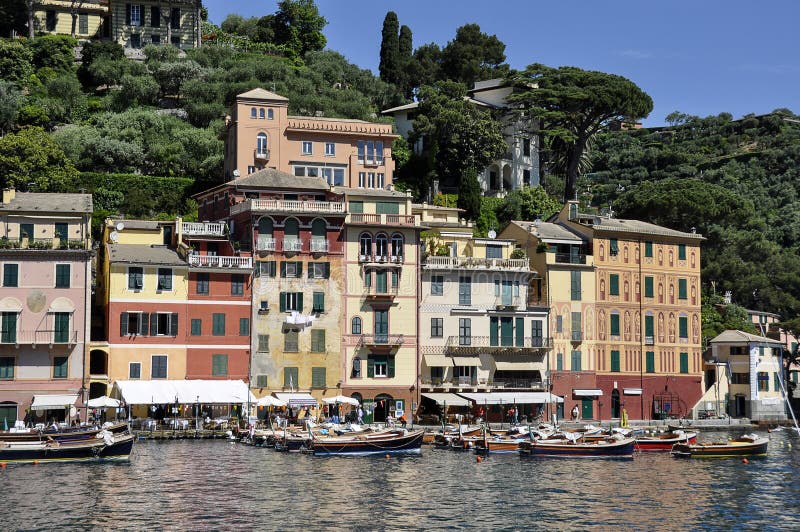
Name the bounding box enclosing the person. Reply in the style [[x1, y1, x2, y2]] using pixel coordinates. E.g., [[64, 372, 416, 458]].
[[571, 405, 579, 421], [507, 407, 516, 425], [398, 413, 407, 428], [357, 406, 364, 424], [476, 407, 485, 424], [386, 413, 395, 427], [304, 406, 311, 420]]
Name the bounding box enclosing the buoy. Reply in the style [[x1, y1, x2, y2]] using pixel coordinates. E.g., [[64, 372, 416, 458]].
[[476, 456, 483, 463], [385, 454, 390, 459], [742, 458, 748, 464], [33, 460, 38, 465], [0, 462, 6, 468]]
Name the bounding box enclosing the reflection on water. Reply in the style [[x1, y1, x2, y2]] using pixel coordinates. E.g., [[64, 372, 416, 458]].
[[1, 430, 799, 530]]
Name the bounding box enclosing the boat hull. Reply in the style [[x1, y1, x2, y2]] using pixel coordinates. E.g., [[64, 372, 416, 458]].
[[0, 422, 130, 443], [0, 434, 135, 464], [520, 437, 636, 459], [475, 439, 524, 454], [636, 432, 698, 451], [671, 437, 768, 458], [312, 430, 424, 456]]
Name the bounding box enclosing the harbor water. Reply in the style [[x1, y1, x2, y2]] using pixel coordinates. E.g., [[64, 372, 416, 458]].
[[1, 429, 799, 530]]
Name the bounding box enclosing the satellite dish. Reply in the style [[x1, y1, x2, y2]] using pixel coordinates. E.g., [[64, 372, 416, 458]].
[[109, 231, 119, 243], [488, 229, 497, 239], [116, 222, 125, 231], [232, 169, 240, 177]]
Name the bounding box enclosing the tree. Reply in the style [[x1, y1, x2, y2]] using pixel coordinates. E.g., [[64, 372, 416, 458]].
[[0, 39, 33, 84], [271, 0, 327, 60], [457, 167, 481, 221], [408, 43, 442, 94], [441, 24, 508, 86], [152, 60, 204, 99], [28, 35, 78, 72], [0, 81, 22, 135], [510, 64, 653, 201], [0, 127, 79, 191], [495, 186, 562, 226], [0, 0, 29, 38], [379, 11, 400, 84], [77, 41, 124, 87], [397, 24, 413, 98]]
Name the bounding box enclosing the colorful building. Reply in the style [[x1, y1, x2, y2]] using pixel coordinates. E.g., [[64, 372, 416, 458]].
[[32, 0, 110, 39], [0, 188, 93, 425], [109, 0, 201, 49]]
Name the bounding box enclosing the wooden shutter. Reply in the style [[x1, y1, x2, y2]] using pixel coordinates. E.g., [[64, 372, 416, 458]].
[[120, 312, 128, 336], [611, 350, 620, 372], [297, 292, 303, 312], [126, 3, 131, 25], [388, 356, 395, 378], [150, 313, 158, 336], [139, 4, 145, 25], [489, 317, 498, 346], [367, 356, 375, 378], [515, 317, 524, 347], [279, 292, 286, 312], [324, 263, 330, 278], [308, 264, 314, 278], [140, 312, 149, 336], [170, 314, 178, 336], [280, 262, 287, 277], [297, 262, 303, 278]]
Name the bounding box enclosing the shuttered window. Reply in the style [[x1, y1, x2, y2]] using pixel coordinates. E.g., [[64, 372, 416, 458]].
[[646, 351, 655, 373], [570, 271, 581, 300], [311, 329, 326, 352], [212, 354, 228, 376], [239, 318, 249, 336], [55, 264, 70, 288], [284, 367, 299, 388], [257, 335, 269, 352], [191, 319, 201, 336], [571, 350, 582, 371], [678, 279, 687, 300], [609, 274, 619, 295], [644, 276, 653, 298], [679, 352, 689, 374], [610, 313, 620, 336], [53, 356, 68, 379], [610, 350, 620, 372], [2, 264, 18, 287], [679, 317, 688, 339], [311, 367, 326, 388], [151, 355, 167, 379], [212, 313, 225, 336]]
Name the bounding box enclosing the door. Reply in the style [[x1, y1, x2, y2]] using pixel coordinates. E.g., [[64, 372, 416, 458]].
[[374, 310, 388, 343], [376, 270, 387, 293], [581, 398, 593, 420], [500, 317, 513, 346], [502, 281, 512, 306], [611, 389, 620, 418], [734, 394, 746, 418]]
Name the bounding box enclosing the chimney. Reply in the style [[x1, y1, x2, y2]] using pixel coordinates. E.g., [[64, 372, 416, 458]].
[[2, 188, 15, 204]]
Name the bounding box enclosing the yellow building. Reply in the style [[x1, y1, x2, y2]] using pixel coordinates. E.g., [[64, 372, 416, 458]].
[[109, 0, 200, 48], [33, 0, 109, 38]]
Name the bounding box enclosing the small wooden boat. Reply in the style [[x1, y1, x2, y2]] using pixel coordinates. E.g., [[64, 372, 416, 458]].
[[636, 430, 698, 452], [0, 422, 130, 443], [520, 436, 636, 459], [311, 429, 424, 456], [671, 434, 768, 458], [0, 431, 135, 464]]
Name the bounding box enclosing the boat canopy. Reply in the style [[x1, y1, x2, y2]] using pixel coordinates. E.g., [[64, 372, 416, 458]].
[[421, 393, 472, 407], [274, 392, 318, 408], [30, 394, 79, 411], [459, 392, 563, 405], [112, 380, 256, 405]]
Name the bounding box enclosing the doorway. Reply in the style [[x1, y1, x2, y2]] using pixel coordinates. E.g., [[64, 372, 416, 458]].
[[734, 394, 747, 418], [611, 389, 621, 418], [373, 394, 393, 423], [581, 398, 593, 420]]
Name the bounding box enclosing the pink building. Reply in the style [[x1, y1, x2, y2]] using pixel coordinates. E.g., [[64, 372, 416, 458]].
[[0, 189, 93, 425]]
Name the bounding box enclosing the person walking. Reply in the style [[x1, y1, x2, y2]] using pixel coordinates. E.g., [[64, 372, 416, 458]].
[[571, 405, 579, 421]]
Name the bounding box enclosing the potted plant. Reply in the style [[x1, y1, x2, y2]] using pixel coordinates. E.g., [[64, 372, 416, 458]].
[[510, 248, 527, 259], [536, 241, 549, 254]]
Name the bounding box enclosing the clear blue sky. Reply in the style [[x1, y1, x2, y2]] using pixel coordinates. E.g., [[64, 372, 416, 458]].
[[204, 0, 799, 126]]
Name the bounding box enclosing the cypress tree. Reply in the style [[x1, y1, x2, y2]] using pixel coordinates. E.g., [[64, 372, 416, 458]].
[[398, 24, 414, 97], [379, 11, 400, 84], [398, 25, 413, 61], [458, 167, 482, 221]]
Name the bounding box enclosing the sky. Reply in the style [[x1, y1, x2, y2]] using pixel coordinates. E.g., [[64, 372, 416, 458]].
[[204, 0, 800, 126]]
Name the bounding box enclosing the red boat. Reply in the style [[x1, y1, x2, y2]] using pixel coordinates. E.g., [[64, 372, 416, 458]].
[[635, 430, 697, 451]]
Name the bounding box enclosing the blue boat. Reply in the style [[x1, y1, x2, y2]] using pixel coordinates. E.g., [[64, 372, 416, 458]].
[[0, 432, 135, 464]]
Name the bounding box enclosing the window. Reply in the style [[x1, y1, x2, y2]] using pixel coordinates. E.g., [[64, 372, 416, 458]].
[[678, 279, 687, 300], [46, 10, 56, 31], [152, 312, 178, 336], [78, 13, 88, 34], [268, 109, 274, 119], [369, 355, 390, 378], [531, 321, 543, 346], [284, 331, 299, 352], [523, 169, 531, 186], [311, 329, 326, 352], [130, 33, 141, 48], [191, 319, 201, 336], [609, 274, 619, 295], [257, 335, 269, 352], [129, 362, 141, 379], [170, 7, 180, 29], [312, 367, 326, 388], [678, 244, 687, 261], [731, 372, 750, 384], [283, 367, 299, 388], [50, 356, 68, 379], [679, 352, 689, 374], [431, 275, 443, 296], [120, 312, 144, 336], [645, 241, 653, 257], [309, 263, 330, 279], [523, 137, 531, 157], [312, 292, 325, 313], [53, 312, 70, 343], [325, 142, 335, 156], [129, 4, 141, 26], [256, 133, 268, 155], [571, 312, 582, 340], [679, 316, 688, 339], [259, 261, 277, 278], [570, 271, 581, 301], [151, 355, 167, 379], [359, 233, 372, 258], [281, 261, 302, 278], [351, 316, 362, 335], [571, 350, 582, 371], [375, 234, 388, 259], [358, 172, 366, 187], [212, 354, 228, 376], [364, 269, 372, 288], [458, 318, 471, 345], [151, 5, 160, 26], [646, 351, 655, 373], [0, 356, 13, 379], [196, 272, 209, 295], [157, 268, 172, 291], [19, 223, 33, 242], [556, 315, 563, 333], [486, 245, 502, 259], [610, 313, 620, 336], [250, 107, 257, 118], [231, 274, 244, 296], [302, 141, 313, 155], [758, 372, 769, 391], [645, 315, 654, 340], [644, 276, 654, 298], [775, 372, 782, 392], [54, 264, 72, 288], [609, 350, 620, 372], [374, 309, 388, 340], [556, 353, 563, 371], [279, 292, 303, 312], [259, 108, 265, 119], [350, 201, 364, 214], [459, 276, 471, 306], [128, 267, 143, 290], [212, 313, 225, 336], [3, 264, 18, 287], [376, 270, 387, 293], [609, 238, 619, 256], [431, 318, 443, 338], [239, 318, 249, 336]]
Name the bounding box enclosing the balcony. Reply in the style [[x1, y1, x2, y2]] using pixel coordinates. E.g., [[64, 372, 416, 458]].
[[310, 239, 329, 253], [365, 285, 399, 301], [182, 222, 227, 237], [554, 253, 587, 264], [254, 149, 270, 161], [424, 256, 531, 271], [188, 255, 253, 268], [358, 334, 405, 348], [230, 199, 345, 216], [445, 336, 552, 354], [349, 213, 416, 226], [645, 335, 655, 346], [358, 253, 404, 264], [571, 331, 583, 342], [494, 296, 522, 309], [283, 238, 303, 253], [0, 238, 88, 251], [1, 330, 78, 346], [256, 237, 277, 251]]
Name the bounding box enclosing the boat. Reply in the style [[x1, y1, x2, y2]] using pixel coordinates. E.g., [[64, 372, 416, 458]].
[[310, 428, 424, 456], [0, 430, 135, 464], [520, 435, 636, 459], [635, 430, 698, 451], [671, 434, 768, 458], [474, 426, 532, 454], [0, 422, 131, 443]]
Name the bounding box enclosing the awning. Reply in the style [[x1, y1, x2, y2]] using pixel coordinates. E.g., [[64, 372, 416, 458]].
[[459, 392, 563, 404], [451, 356, 480, 367], [421, 393, 472, 407], [274, 392, 318, 408], [322, 395, 359, 406], [573, 389, 603, 397], [623, 388, 643, 396], [112, 380, 256, 405], [87, 396, 120, 408], [257, 396, 287, 407], [423, 354, 451, 367], [31, 394, 78, 411], [494, 360, 540, 371]]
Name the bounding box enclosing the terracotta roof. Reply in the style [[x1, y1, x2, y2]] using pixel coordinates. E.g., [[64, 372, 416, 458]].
[[237, 88, 289, 102], [108, 244, 185, 266], [230, 168, 330, 191], [1, 192, 92, 214], [709, 330, 782, 345]]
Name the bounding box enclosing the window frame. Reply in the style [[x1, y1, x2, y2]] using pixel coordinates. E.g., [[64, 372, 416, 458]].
[[430, 317, 443, 338], [128, 266, 144, 291], [55, 263, 71, 288], [129, 361, 141, 379], [3, 263, 19, 287], [212, 354, 229, 377], [151, 354, 168, 379], [212, 313, 226, 336], [302, 141, 313, 155], [156, 267, 172, 291]]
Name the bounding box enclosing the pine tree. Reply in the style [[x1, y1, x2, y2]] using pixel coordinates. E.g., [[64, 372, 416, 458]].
[[458, 168, 482, 221], [379, 12, 400, 84]]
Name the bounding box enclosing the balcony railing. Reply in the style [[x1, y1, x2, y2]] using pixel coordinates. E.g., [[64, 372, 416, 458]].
[[0, 238, 88, 251], [283, 238, 303, 252], [349, 213, 416, 226], [554, 253, 587, 264], [445, 336, 552, 353], [230, 199, 345, 216], [182, 222, 227, 236], [0, 330, 78, 345], [256, 237, 276, 251], [421, 378, 547, 391], [358, 334, 405, 347], [365, 285, 399, 299], [494, 296, 523, 309], [188, 255, 252, 268], [310, 239, 329, 253], [424, 256, 531, 271], [358, 254, 404, 264], [571, 331, 583, 342], [254, 149, 270, 161]]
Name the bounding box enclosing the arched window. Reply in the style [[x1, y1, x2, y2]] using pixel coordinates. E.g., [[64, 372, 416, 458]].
[[257, 218, 274, 250], [391, 233, 404, 260], [351, 316, 362, 335], [359, 233, 372, 259], [267, 109, 274, 119], [250, 107, 257, 118], [256, 133, 268, 155], [259, 108, 265, 119], [375, 233, 388, 259], [311, 218, 326, 239], [283, 218, 300, 251]]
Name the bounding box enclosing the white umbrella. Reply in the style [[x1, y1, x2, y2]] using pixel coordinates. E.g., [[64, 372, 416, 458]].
[[257, 396, 287, 407], [323, 395, 360, 406], [87, 396, 121, 408]]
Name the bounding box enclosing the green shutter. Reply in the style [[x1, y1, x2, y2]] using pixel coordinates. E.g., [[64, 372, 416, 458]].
[[364, 270, 371, 287], [609, 274, 619, 295], [169, 314, 178, 336], [388, 355, 395, 378], [678, 244, 686, 260], [646, 351, 655, 373], [367, 356, 375, 378], [645, 277, 653, 298], [297, 292, 303, 312], [556, 353, 563, 371], [376, 201, 399, 214], [679, 317, 688, 338], [570, 271, 581, 300], [312, 367, 326, 388], [191, 319, 201, 335], [610, 314, 620, 336], [376, 270, 387, 292], [239, 318, 249, 336], [500, 317, 513, 346], [280, 262, 287, 277], [53, 356, 68, 378], [279, 292, 286, 312], [515, 317, 524, 347], [150, 313, 158, 336], [774, 372, 781, 392], [645, 315, 654, 337], [313, 292, 324, 313], [611, 350, 620, 372], [645, 241, 653, 257], [349, 201, 363, 213], [679, 352, 689, 374], [324, 263, 330, 278], [489, 317, 498, 346], [284, 367, 298, 388], [678, 279, 687, 299], [297, 262, 303, 277]]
